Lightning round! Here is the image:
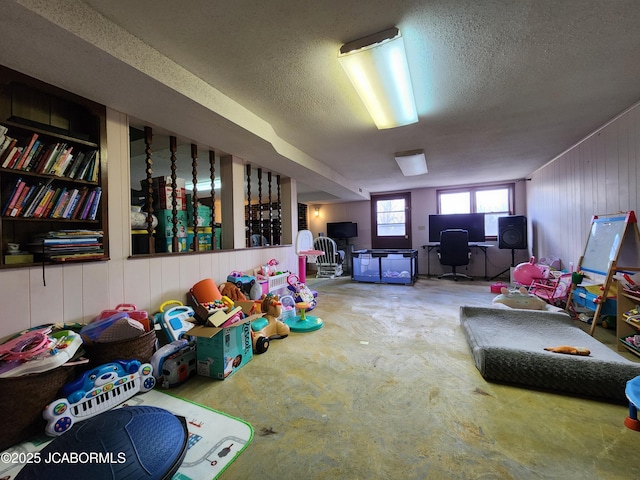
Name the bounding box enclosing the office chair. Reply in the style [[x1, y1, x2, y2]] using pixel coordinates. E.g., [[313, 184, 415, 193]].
[[438, 229, 472, 281]]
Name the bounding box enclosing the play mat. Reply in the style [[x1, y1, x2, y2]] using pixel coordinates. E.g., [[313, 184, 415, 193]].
[[0, 389, 253, 480]]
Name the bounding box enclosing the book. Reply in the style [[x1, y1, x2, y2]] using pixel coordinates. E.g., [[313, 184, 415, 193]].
[[21, 181, 46, 217], [33, 186, 55, 218], [62, 151, 83, 178], [51, 146, 73, 176], [22, 179, 54, 217], [51, 189, 70, 218], [17, 139, 41, 171], [1, 177, 23, 216], [1, 143, 19, 168], [48, 187, 67, 218], [0, 135, 12, 160], [88, 187, 102, 220], [3, 179, 25, 216], [80, 189, 96, 219], [11, 184, 34, 217], [76, 150, 96, 181], [70, 187, 89, 219], [24, 142, 46, 171], [13, 133, 38, 170], [40, 143, 65, 174], [61, 188, 79, 218], [0, 137, 17, 167], [42, 187, 63, 218], [7, 145, 22, 168], [32, 143, 55, 173]]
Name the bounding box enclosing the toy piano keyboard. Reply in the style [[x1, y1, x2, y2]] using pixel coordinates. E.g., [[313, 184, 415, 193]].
[[43, 359, 156, 436]]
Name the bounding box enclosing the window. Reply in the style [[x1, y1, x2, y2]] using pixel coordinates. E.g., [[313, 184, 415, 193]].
[[370, 192, 412, 249], [437, 184, 514, 237], [377, 199, 406, 236]]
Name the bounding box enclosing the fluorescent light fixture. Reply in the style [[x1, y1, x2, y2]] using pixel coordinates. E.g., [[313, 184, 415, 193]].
[[395, 149, 427, 176], [338, 27, 418, 129], [185, 178, 221, 192]]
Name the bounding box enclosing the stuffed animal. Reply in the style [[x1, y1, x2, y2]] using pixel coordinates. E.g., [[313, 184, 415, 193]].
[[220, 282, 247, 302], [492, 286, 547, 310], [544, 345, 591, 356]]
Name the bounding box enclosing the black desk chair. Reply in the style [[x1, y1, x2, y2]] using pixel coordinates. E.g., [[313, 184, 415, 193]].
[[438, 229, 472, 281]]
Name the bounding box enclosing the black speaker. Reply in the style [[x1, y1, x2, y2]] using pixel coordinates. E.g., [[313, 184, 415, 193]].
[[498, 216, 527, 249]]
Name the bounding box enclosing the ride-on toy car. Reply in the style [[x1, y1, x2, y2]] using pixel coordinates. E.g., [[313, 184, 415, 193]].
[[251, 294, 290, 354], [227, 271, 256, 295]]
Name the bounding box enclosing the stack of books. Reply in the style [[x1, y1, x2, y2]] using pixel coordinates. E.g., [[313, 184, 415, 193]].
[[27, 230, 104, 262]]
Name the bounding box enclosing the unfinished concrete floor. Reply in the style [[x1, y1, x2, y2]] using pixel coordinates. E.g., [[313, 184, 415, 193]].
[[173, 276, 640, 479]]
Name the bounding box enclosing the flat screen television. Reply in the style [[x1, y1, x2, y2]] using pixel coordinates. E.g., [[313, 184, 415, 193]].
[[326, 221, 358, 239], [428, 213, 485, 243]]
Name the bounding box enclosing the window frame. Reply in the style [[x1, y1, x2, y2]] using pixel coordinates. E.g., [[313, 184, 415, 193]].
[[436, 183, 515, 239]]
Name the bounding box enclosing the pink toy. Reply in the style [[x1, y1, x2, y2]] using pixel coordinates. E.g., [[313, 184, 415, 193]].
[[512, 256, 549, 286]]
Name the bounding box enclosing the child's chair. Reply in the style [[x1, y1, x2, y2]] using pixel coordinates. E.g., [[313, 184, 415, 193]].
[[528, 271, 574, 312]]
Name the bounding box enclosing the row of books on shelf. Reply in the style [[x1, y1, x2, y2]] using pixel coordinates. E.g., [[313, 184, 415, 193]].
[[1, 177, 102, 220], [0, 125, 98, 181], [27, 229, 104, 262]]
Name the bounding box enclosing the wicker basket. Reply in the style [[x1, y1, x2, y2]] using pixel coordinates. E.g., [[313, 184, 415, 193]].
[[0, 366, 75, 451], [83, 329, 157, 366]]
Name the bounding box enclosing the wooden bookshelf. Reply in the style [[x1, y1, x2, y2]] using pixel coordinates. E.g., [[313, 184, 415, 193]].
[[0, 66, 108, 268], [617, 285, 640, 358]]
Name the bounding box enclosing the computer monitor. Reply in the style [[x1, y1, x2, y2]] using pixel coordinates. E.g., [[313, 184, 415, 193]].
[[428, 213, 485, 243], [326, 221, 358, 239]]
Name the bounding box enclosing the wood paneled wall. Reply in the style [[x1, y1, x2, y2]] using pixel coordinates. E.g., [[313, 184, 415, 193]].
[[528, 101, 640, 270], [0, 109, 299, 340]]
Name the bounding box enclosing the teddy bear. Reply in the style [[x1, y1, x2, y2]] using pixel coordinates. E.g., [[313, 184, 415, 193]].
[[220, 282, 247, 302]]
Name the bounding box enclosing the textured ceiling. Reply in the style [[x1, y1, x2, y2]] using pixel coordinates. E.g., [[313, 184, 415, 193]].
[[2, 0, 640, 203]]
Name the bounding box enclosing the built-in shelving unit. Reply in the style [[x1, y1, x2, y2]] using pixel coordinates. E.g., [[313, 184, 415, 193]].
[[617, 286, 640, 357], [0, 66, 108, 268]]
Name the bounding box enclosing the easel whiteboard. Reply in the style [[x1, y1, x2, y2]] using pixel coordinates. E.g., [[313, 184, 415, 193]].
[[574, 211, 640, 336], [581, 214, 631, 275]]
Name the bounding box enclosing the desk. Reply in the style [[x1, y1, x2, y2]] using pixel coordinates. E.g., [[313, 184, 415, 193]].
[[421, 243, 492, 280]]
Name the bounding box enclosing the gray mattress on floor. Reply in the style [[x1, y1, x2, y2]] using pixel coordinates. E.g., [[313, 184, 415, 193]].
[[459, 305, 640, 402]]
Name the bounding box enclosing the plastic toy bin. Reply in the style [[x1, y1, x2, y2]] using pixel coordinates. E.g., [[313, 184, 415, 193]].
[[572, 286, 617, 316], [352, 249, 417, 285]]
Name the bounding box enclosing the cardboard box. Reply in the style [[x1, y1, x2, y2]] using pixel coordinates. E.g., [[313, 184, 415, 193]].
[[156, 236, 188, 253], [187, 227, 212, 251], [142, 177, 186, 211], [190, 321, 253, 380], [187, 204, 212, 227], [155, 209, 188, 238]]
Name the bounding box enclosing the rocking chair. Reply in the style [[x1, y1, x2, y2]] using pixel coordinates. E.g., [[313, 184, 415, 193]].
[[313, 237, 344, 278]]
